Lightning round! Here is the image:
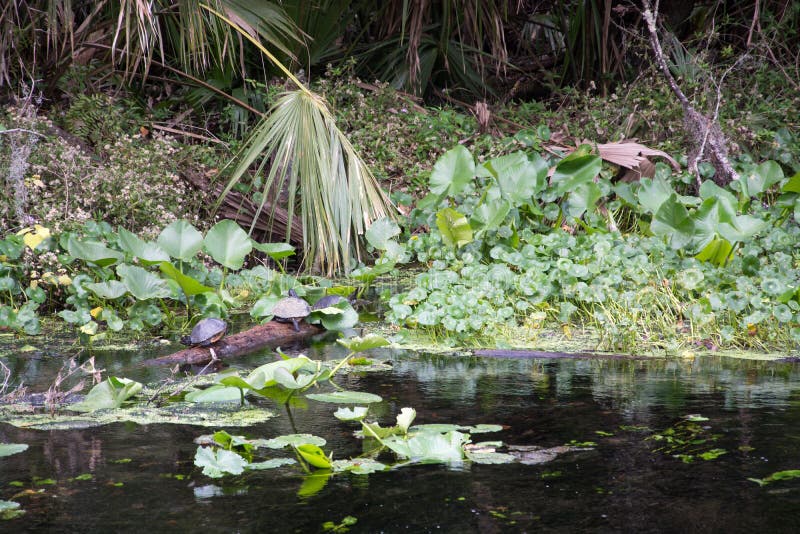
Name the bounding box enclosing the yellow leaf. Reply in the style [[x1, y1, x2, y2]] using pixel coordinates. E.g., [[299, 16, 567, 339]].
[[19, 225, 51, 250], [90, 306, 103, 318], [57, 275, 72, 286], [23, 232, 44, 250]]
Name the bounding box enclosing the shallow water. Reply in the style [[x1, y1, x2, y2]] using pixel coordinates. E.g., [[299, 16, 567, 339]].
[[2, 346, 800, 533]]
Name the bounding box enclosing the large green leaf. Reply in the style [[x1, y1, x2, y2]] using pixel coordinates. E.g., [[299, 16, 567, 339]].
[[365, 217, 401, 250], [159, 262, 214, 297], [306, 391, 383, 404], [116, 264, 171, 300], [566, 182, 602, 219], [117, 228, 169, 265], [86, 280, 128, 300], [194, 446, 247, 478], [470, 199, 511, 235], [382, 430, 467, 464], [70, 377, 143, 412], [157, 220, 203, 261], [297, 444, 332, 469], [430, 145, 475, 196], [551, 152, 602, 195], [337, 334, 390, 352], [650, 194, 695, 249], [741, 160, 783, 198], [66, 237, 124, 267], [485, 151, 547, 205], [637, 175, 676, 214], [436, 208, 473, 248], [257, 434, 327, 449], [203, 219, 252, 270], [251, 241, 295, 261]]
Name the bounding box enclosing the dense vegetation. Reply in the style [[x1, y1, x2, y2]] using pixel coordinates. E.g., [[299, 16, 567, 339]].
[[1, 1, 799, 354]]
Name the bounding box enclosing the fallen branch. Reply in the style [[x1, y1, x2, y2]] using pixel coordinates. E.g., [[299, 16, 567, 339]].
[[143, 321, 322, 367], [641, 0, 741, 186]]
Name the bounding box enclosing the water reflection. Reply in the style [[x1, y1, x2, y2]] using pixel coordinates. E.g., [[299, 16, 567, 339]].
[[1, 351, 799, 532]]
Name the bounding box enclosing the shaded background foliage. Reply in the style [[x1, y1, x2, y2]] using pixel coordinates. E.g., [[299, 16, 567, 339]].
[[2, 1, 798, 101]]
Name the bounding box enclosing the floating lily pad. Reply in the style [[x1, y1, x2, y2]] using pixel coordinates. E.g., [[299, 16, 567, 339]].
[[0, 443, 28, 457], [334, 406, 369, 422], [256, 434, 327, 449], [306, 391, 383, 404], [194, 446, 247, 478], [331, 458, 387, 474], [245, 458, 297, 470]]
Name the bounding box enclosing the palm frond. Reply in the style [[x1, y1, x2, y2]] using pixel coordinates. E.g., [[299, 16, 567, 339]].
[[222, 90, 394, 275]]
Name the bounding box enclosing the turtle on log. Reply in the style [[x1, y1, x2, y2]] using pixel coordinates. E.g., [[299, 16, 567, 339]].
[[180, 318, 228, 347], [272, 289, 311, 332]]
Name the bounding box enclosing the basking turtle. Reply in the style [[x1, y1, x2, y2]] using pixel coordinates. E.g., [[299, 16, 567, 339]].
[[180, 317, 228, 347], [273, 289, 311, 331], [311, 294, 345, 310]]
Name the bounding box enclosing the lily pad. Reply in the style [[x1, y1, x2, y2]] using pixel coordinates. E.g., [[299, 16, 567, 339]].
[[0, 443, 28, 457], [245, 458, 297, 470], [330, 458, 387, 474], [306, 391, 383, 404], [194, 446, 247, 478], [256, 434, 327, 449]]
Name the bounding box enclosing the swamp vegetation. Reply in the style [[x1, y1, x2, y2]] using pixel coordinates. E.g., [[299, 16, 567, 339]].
[[1, 0, 800, 529]]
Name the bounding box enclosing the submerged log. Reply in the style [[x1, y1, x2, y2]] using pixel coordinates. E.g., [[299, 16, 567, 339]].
[[473, 349, 654, 360], [144, 321, 322, 367]]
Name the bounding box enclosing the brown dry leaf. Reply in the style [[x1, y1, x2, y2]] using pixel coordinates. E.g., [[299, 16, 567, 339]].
[[597, 140, 680, 171]]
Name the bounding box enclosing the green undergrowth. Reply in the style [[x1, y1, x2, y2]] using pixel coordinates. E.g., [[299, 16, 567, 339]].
[[375, 137, 800, 353]]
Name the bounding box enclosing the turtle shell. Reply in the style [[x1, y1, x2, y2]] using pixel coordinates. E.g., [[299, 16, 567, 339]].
[[311, 295, 345, 310], [273, 295, 311, 320], [181, 317, 227, 347]]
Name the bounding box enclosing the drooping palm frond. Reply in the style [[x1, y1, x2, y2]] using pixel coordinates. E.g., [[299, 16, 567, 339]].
[[220, 90, 394, 275], [207, 5, 395, 275]]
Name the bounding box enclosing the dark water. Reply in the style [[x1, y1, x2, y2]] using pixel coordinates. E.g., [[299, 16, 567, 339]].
[[2, 347, 800, 533]]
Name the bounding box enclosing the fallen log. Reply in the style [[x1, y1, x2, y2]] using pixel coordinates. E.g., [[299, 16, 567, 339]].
[[143, 321, 323, 367], [473, 349, 655, 360]]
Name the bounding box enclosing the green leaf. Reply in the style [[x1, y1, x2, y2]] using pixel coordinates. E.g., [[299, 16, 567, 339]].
[[742, 160, 783, 198], [333, 406, 369, 421], [297, 444, 332, 469], [257, 434, 326, 449], [242, 356, 315, 389], [66, 237, 124, 267], [70, 377, 142, 412], [551, 152, 602, 195], [330, 458, 387, 474], [430, 145, 475, 196], [470, 199, 510, 235], [566, 181, 602, 219], [781, 170, 800, 193], [251, 241, 295, 261], [698, 180, 737, 207], [383, 430, 467, 464], [306, 391, 383, 404], [650, 194, 695, 249], [245, 458, 296, 470], [436, 208, 473, 248], [637, 176, 676, 214], [366, 217, 401, 250], [695, 236, 733, 266], [465, 451, 517, 464], [485, 151, 547, 205], [203, 219, 253, 270], [117, 228, 169, 265], [194, 446, 246, 478], [86, 280, 128, 300], [158, 262, 214, 296], [116, 264, 171, 300], [0, 443, 28, 458], [157, 220, 203, 261], [336, 334, 390, 352], [185, 385, 243, 403]]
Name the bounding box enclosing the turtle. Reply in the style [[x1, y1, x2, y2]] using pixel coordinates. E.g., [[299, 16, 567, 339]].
[[180, 317, 228, 347], [273, 289, 311, 331], [311, 294, 345, 311]]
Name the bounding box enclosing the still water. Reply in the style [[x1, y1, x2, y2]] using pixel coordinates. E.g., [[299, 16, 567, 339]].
[[1, 346, 799, 533]]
